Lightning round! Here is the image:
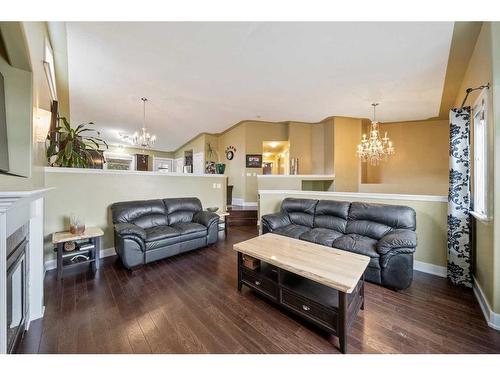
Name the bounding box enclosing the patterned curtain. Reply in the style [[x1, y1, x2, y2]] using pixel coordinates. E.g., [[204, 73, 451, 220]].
[[447, 108, 472, 287]]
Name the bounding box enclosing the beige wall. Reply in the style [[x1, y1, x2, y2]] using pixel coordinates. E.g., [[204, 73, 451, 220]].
[[44, 169, 226, 260], [174, 133, 206, 160], [361, 119, 449, 195], [259, 191, 448, 268], [288, 122, 313, 174], [490, 22, 500, 313], [258, 176, 334, 192], [217, 124, 246, 201], [175, 118, 341, 204], [333, 117, 362, 192]]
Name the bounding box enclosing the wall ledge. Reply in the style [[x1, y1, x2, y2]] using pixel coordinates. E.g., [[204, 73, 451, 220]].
[[258, 190, 448, 203], [44, 167, 226, 178], [257, 174, 335, 179]]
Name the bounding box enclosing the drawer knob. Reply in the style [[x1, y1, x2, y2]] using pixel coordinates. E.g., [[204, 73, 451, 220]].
[[254, 281, 261, 286], [302, 304, 310, 311]]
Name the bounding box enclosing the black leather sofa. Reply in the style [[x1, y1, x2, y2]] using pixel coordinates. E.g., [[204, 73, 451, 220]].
[[110, 197, 219, 269], [261, 198, 417, 290]]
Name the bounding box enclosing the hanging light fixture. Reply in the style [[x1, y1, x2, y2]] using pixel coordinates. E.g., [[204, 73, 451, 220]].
[[356, 103, 395, 166], [120, 97, 157, 148]]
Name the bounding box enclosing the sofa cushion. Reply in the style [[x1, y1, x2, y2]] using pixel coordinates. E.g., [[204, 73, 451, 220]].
[[273, 224, 311, 239], [170, 222, 208, 240], [333, 234, 380, 269], [348, 202, 416, 231], [313, 200, 350, 233], [133, 214, 169, 229], [111, 199, 168, 229], [345, 219, 393, 240], [164, 198, 203, 225], [145, 225, 180, 242], [299, 228, 343, 247], [144, 225, 181, 250], [281, 198, 318, 228]]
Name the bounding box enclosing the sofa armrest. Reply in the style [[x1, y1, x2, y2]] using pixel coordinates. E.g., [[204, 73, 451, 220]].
[[114, 223, 147, 241], [193, 211, 219, 228], [261, 212, 291, 233], [379, 247, 416, 269], [377, 229, 417, 255]]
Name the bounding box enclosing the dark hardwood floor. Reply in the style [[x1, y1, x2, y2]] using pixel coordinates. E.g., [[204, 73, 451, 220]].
[[18, 225, 500, 354]]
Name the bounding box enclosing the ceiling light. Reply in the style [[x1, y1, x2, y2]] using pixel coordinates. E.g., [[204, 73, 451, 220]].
[[356, 103, 395, 166], [119, 98, 157, 148]]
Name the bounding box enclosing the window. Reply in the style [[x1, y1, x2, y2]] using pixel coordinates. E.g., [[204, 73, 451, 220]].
[[471, 89, 490, 221], [103, 152, 135, 170], [43, 38, 57, 100]]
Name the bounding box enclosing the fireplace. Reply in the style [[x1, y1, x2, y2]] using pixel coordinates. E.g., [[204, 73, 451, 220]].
[[0, 188, 49, 353], [6, 224, 28, 353]]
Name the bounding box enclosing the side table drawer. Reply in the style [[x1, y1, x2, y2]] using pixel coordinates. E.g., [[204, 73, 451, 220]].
[[242, 270, 278, 299], [281, 288, 337, 330]]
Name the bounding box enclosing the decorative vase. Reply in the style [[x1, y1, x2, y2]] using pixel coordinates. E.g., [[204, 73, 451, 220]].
[[69, 214, 85, 235], [215, 163, 226, 174]]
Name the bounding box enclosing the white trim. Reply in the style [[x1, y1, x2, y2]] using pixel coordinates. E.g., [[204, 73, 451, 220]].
[[257, 174, 335, 179], [231, 198, 258, 207], [241, 202, 258, 207], [44, 247, 117, 272], [470, 210, 493, 223], [473, 276, 500, 330], [258, 189, 448, 203], [414, 261, 447, 277], [231, 198, 245, 206], [44, 166, 226, 178]]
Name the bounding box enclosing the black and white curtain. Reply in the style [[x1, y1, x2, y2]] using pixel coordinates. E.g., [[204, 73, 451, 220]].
[[447, 108, 472, 287]]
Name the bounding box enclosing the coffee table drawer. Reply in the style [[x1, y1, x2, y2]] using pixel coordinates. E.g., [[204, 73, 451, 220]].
[[281, 288, 337, 329], [242, 270, 278, 299]]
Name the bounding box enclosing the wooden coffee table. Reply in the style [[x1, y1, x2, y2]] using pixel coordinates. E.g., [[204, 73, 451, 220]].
[[233, 233, 370, 353]]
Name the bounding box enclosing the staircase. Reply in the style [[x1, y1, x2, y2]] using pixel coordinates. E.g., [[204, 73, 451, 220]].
[[226, 206, 258, 227]]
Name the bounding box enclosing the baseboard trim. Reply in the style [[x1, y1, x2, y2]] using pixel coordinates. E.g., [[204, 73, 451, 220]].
[[44, 247, 117, 271], [473, 276, 500, 330], [413, 260, 447, 277]]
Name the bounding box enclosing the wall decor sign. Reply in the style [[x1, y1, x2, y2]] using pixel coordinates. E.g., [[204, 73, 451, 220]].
[[246, 154, 262, 168], [225, 145, 236, 160]]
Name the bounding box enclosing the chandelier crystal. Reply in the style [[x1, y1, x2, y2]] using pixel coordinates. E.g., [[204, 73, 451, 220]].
[[356, 103, 395, 166], [120, 97, 157, 148]]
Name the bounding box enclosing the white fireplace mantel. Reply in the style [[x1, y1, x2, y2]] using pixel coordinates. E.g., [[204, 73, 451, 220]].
[[0, 187, 53, 353]]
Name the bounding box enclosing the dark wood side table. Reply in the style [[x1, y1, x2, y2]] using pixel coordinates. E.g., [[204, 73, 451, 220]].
[[52, 227, 104, 280]]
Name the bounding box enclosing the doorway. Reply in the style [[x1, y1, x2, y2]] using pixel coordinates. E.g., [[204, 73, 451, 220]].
[[262, 141, 290, 175]]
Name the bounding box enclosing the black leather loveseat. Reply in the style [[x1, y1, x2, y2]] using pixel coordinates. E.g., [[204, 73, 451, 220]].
[[261, 198, 417, 290], [110, 197, 219, 269]]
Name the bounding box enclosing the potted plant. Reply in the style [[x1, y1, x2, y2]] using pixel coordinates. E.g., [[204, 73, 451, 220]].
[[46, 117, 108, 168], [206, 142, 226, 174]]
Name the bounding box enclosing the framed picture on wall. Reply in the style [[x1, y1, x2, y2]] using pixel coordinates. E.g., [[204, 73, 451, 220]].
[[246, 154, 262, 168]]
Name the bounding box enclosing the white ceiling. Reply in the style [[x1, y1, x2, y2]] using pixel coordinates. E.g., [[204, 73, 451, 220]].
[[66, 22, 454, 151]]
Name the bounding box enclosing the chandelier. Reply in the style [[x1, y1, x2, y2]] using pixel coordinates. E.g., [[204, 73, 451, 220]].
[[356, 103, 394, 166], [120, 97, 157, 148]]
